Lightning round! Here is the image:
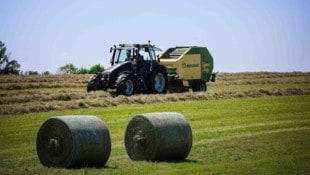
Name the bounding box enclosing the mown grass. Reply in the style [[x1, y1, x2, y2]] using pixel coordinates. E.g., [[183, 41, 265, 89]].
[[208, 83, 310, 93], [0, 95, 309, 174], [1, 72, 309, 115]]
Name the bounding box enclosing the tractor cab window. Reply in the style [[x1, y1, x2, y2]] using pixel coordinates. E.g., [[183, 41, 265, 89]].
[[139, 47, 156, 61], [148, 47, 156, 61], [115, 49, 133, 63], [139, 49, 149, 60]]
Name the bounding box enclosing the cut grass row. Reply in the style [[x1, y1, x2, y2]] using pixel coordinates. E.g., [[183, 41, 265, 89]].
[[0, 95, 309, 174], [0, 72, 309, 115], [0, 72, 309, 90], [0, 87, 308, 115], [208, 83, 310, 92], [0, 83, 310, 104]]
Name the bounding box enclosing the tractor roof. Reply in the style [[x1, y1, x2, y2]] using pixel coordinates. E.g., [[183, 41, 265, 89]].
[[118, 44, 162, 51]]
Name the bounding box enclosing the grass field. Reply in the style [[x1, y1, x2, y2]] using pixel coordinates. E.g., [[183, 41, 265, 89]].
[[0, 72, 309, 174]]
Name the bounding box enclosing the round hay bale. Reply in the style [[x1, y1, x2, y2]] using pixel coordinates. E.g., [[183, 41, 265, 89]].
[[125, 112, 192, 161], [36, 116, 111, 168]]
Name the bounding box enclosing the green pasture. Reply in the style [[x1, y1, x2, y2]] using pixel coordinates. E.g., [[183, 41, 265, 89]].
[[0, 95, 309, 174]]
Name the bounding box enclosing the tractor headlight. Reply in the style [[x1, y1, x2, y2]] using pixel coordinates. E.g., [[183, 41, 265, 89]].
[[102, 76, 109, 81]]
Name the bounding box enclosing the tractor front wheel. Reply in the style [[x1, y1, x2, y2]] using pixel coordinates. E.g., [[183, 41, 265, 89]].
[[116, 74, 137, 96]]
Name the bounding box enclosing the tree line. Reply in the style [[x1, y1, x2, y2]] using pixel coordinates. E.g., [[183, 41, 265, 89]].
[[0, 41, 104, 75], [57, 63, 105, 74], [0, 41, 20, 74]]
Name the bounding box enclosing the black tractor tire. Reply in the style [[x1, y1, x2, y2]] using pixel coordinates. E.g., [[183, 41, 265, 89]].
[[192, 80, 207, 92], [116, 74, 138, 96], [87, 74, 102, 92], [148, 67, 168, 94]]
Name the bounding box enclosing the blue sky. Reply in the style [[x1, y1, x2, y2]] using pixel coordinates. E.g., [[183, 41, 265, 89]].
[[0, 0, 309, 73]]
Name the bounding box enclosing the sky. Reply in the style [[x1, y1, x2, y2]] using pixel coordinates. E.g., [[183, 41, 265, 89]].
[[0, 0, 309, 73]]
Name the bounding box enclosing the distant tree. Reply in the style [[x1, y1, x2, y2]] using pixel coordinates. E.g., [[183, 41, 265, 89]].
[[57, 63, 105, 74], [0, 41, 20, 75], [0, 42, 9, 70], [3, 60, 20, 74], [58, 63, 78, 74], [25, 71, 39, 75], [77, 67, 89, 74], [88, 64, 105, 74], [42, 71, 50, 75]]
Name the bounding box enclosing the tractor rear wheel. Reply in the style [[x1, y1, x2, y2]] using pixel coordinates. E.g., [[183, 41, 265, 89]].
[[116, 74, 137, 96], [148, 67, 168, 94]]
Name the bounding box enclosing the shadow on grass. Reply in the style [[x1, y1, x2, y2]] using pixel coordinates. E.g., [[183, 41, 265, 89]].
[[154, 159, 198, 164], [65, 165, 119, 170], [102, 165, 118, 169]]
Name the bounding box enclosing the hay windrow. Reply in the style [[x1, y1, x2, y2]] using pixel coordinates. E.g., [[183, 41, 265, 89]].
[[0, 88, 308, 115], [0, 72, 309, 115]]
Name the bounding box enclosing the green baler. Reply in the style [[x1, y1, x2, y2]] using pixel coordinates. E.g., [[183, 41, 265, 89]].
[[159, 46, 216, 92]]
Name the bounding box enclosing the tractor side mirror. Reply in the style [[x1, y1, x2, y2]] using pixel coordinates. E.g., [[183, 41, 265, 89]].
[[110, 58, 113, 65], [157, 55, 160, 62], [110, 47, 113, 53]]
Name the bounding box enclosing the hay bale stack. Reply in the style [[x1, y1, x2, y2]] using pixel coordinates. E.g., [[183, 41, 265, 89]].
[[36, 116, 111, 168], [125, 112, 192, 161]]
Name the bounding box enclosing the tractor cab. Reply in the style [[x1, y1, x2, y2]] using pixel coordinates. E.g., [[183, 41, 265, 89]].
[[110, 44, 161, 64], [108, 44, 162, 76]]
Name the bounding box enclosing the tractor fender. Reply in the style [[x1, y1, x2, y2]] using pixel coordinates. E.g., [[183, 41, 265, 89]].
[[149, 64, 167, 76], [116, 71, 135, 78]]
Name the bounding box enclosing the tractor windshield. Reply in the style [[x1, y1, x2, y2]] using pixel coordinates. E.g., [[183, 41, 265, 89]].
[[111, 44, 162, 65], [113, 48, 134, 63]]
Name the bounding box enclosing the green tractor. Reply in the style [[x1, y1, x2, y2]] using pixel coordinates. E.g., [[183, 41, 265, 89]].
[[87, 43, 168, 96], [87, 43, 215, 95]]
